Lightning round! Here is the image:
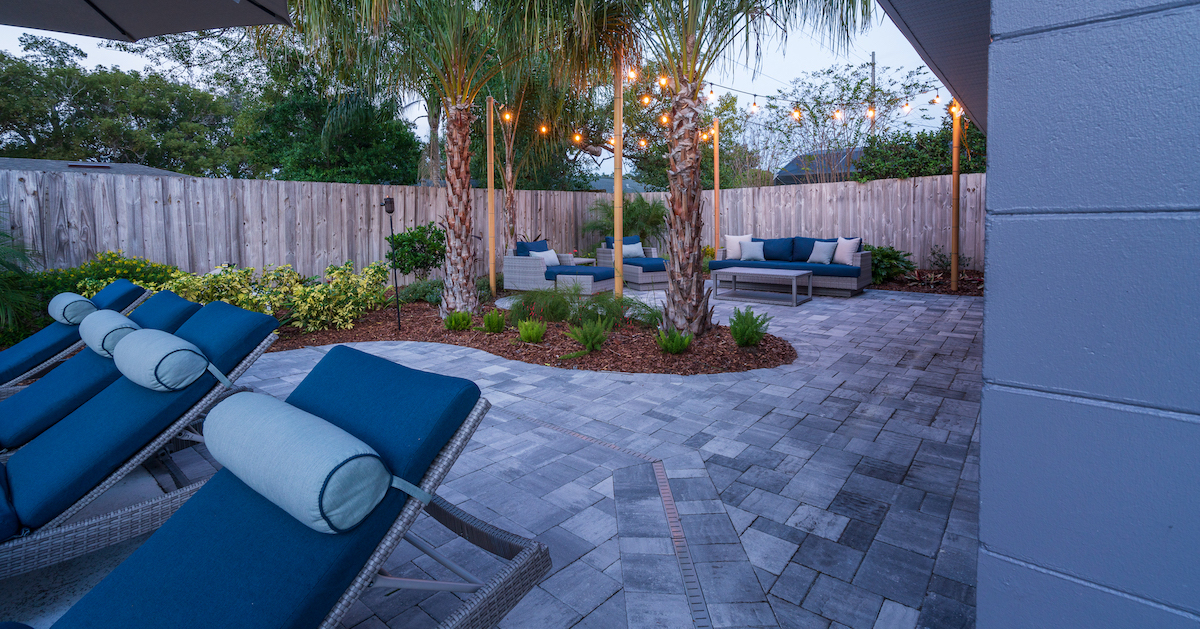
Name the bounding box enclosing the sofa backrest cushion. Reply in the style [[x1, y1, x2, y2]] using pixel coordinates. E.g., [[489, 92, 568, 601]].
[[807, 240, 838, 264], [753, 237, 794, 261], [515, 240, 550, 256], [741, 241, 766, 261], [529, 249, 559, 266], [832, 237, 863, 266], [604, 235, 641, 249]]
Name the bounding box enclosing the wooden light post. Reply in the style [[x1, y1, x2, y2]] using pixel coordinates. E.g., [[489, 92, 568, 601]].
[[486, 96, 496, 298], [950, 100, 961, 292], [713, 117, 720, 252], [613, 48, 625, 298]]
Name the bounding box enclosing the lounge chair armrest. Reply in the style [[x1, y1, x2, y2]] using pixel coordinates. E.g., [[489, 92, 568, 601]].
[[502, 255, 547, 271], [596, 247, 615, 266], [556, 253, 576, 266], [852, 250, 872, 278], [645, 247, 658, 258], [716, 248, 728, 260]]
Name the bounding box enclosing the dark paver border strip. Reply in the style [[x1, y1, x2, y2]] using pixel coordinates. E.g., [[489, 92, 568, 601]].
[[523, 415, 713, 629]]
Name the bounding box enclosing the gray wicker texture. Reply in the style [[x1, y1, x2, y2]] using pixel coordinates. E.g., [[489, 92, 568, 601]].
[[596, 246, 668, 290], [502, 250, 612, 294], [0, 290, 150, 396], [715, 249, 872, 296], [0, 333, 277, 579]]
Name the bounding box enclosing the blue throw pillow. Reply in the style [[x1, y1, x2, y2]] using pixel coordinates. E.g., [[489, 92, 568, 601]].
[[604, 235, 642, 249], [753, 237, 793, 261], [515, 240, 549, 256]]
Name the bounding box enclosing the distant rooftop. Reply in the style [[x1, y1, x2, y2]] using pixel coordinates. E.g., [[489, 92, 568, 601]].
[[587, 177, 650, 194], [773, 147, 865, 185], [0, 158, 185, 177]]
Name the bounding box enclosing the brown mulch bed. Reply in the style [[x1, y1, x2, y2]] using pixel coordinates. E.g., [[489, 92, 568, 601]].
[[272, 300, 796, 376], [874, 269, 985, 297]]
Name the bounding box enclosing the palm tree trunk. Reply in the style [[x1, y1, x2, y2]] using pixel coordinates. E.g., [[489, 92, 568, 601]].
[[502, 136, 518, 258], [663, 80, 712, 334], [442, 100, 479, 314], [425, 92, 443, 184]]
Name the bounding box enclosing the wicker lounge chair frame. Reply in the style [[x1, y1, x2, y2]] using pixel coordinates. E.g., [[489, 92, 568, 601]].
[[0, 290, 151, 400], [0, 333, 277, 580], [595, 245, 668, 290], [503, 250, 614, 295]]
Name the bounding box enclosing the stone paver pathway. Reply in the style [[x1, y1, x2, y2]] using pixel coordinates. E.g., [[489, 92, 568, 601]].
[[240, 288, 982, 629]]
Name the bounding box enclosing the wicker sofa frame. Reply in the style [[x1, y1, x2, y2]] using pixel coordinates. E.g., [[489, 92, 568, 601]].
[[0, 290, 150, 400], [503, 250, 614, 294], [715, 249, 872, 297], [596, 245, 668, 290], [0, 333, 277, 580]]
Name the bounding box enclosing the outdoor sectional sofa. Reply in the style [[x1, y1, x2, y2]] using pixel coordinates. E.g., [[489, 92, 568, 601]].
[[596, 236, 668, 290], [710, 236, 872, 297], [503, 240, 614, 294]]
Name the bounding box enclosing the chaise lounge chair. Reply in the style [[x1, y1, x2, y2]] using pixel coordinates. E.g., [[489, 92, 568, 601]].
[[597, 235, 669, 290], [504, 239, 615, 294], [2, 346, 551, 629], [0, 300, 278, 579], [0, 291, 201, 457], [0, 279, 148, 397]]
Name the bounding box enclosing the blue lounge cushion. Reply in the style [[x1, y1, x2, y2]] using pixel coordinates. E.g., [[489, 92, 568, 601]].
[[79, 311, 140, 359], [753, 237, 794, 261], [47, 293, 97, 325], [623, 257, 667, 272], [544, 265, 616, 282], [604, 235, 642, 249], [708, 259, 863, 277], [3, 301, 277, 530], [0, 280, 144, 385], [206, 392, 391, 534], [0, 464, 18, 542], [113, 329, 213, 392], [0, 291, 200, 450], [514, 240, 550, 256]]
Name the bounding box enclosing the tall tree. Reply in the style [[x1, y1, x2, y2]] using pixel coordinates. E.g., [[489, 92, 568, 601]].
[[642, 0, 873, 334]]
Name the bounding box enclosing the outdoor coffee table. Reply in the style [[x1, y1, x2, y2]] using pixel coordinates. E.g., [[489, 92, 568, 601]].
[[712, 267, 813, 307]]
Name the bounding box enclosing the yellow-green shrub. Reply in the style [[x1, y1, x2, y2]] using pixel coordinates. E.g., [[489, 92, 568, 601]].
[[286, 261, 389, 332]]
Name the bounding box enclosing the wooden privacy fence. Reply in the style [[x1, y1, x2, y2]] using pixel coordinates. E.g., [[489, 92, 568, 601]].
[[0, 170, 984, 279]]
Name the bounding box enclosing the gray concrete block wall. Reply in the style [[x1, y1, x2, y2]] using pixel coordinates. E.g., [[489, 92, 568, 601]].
[[980, 1, 1200, 627]]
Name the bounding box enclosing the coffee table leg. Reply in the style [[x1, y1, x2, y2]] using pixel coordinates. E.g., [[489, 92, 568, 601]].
[[807, 274, 813, 300], [732, 274, 737, 294], [792, 277, 797, 307]]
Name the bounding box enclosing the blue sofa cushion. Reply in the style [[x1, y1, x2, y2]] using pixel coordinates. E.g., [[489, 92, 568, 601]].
[[3, 302, 277, 530], [284, 346, 480, 486], [604, 235, 642, 249], [52, 469, 406, 629], [0, 280, 143, 385], [790, 237, 833, 262], [0, 292, 200, 450], [752, 237, 794, 261], [0, 464, 18, 542], [623, 257, 667, 273], [544, 265, 616, 282], [514, 240, 549, 256], [708, 259, 862, 277]]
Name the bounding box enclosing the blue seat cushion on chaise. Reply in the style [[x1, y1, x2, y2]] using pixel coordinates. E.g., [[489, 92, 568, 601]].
[[514, 240, 549, 256], [544, 265, 615, 282], [0, 292, 201, 450], [604, 235, 641, 248], [708, 259, 862, 278], [0, 464, 18, 541], [48, 346, 480, 629], [622, 257, 667, 273], [3, 301, 277, 531], [0, 279, 144, 384]]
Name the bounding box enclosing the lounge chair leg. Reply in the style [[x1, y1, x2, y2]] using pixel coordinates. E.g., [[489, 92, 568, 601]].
[[174, 429, 204, 443], [403, 531, 485, 585]]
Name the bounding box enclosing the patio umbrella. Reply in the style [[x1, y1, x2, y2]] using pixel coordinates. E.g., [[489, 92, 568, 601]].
[[1, 0, 290, 42]]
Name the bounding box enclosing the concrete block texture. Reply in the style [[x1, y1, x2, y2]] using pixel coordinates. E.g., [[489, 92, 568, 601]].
[[992, 0, 1188, 36], [983, 212, 1200, 414], [978, 551, 1200, 629], [988, 4, 1200, 214], [981, 385, 1200, 613]]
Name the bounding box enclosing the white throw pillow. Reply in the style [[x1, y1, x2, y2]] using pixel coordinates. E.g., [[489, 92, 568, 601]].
[[807, 241, 837, 265], [740, 241, 766, 261], [623, 243, 646, 258], [530, 249, 559, 266], [724, 234, 752, 260], [832, 237, 862, 265]]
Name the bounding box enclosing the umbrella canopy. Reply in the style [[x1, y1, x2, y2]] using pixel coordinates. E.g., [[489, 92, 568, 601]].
[[1, 0, 291, 42]]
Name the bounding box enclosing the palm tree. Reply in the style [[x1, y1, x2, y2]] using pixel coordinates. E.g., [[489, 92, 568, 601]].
[[642, 0, 872, 333]]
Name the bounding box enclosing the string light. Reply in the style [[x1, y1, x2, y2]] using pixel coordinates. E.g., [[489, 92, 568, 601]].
[[502, 111, 512, 122], [701, 132, 708, 141], [660, 114, 670, 125], [750, 96, 758, 114], [638, 138, 647, 148], [573, 133, 582, 143], [708, 89, 716, 102], [791, 108, 801, 120], [539, 124, 548, 134], [658, 76, 668, 87], [933, 91, 941, 104], [642, 95, 651, 105], [627, 69, 637, 80], [902, 102, 911, 114], [866, 107, 875, 119], [833, 109, 843, 120]]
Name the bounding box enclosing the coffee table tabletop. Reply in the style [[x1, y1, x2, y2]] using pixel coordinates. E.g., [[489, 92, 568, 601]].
[[712, 267, 813, 307]]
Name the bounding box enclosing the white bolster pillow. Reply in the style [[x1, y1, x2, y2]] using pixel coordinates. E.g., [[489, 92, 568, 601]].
[[48, 292, 97, 325], [113, 329, 211, 392], [79, 310, 141, 358], [205, 392, 392, 534]]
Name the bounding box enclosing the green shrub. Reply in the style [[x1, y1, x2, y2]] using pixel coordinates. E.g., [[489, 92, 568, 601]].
[[444, 311, 473, 331], [928, 245, 973, 273], [582, 194, 668, 243], [385, 222, 446, 280], [863, 244, 916, 284], [567, 290, 663, 330], [396, 278, 444, 305], [285, 262, 390, 332], [511, 288, 572, 323], [476, 274, 503, 301], [563, 319, 610, 357], [656, 328, 693, 354], [729, 306, 772, 347], [517, 319, 546, 343], [482, 309, 505, 333]]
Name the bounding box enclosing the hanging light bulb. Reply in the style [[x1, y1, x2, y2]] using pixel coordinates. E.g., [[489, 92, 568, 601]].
[[791, 108, 801, 120], [866, 107, 875, 119], [642, 95, 651, 106], [627, 69, 637, 80], [502, 110, 512, 122], [902, 102, 911, 114], [660, 114, 670, 125], [708, 89, 716, 102], [638, 138, 647, 148], [539, 124, 548, 134], [933, 91, 941, 104], [750, 97, 758, 114], [833, 109, 843, 120], [658, 76, 668, 87], [701, 132, 708, 141], [573, 133, 582, 143]]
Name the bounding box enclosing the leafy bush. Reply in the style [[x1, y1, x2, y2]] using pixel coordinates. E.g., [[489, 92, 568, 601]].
[[386, 222, 446, 280], [482, 309, 505, 333], [582, 194, 668, 243], [863, 244, 916, 284], [510, 288, 572, 323], [517, 319, 546, 343], [476, 274, 503, 301], [656, 328, 693, 354], [852, 115, 987, 182], [563, 289, 663, 331], [285, 262, 390, 332], [562, 319, 610, 358], [928, 245, 973, 273], [396, 278, 444, 305], [729, 306, 772, 347], [444, 311, 473, 331]]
